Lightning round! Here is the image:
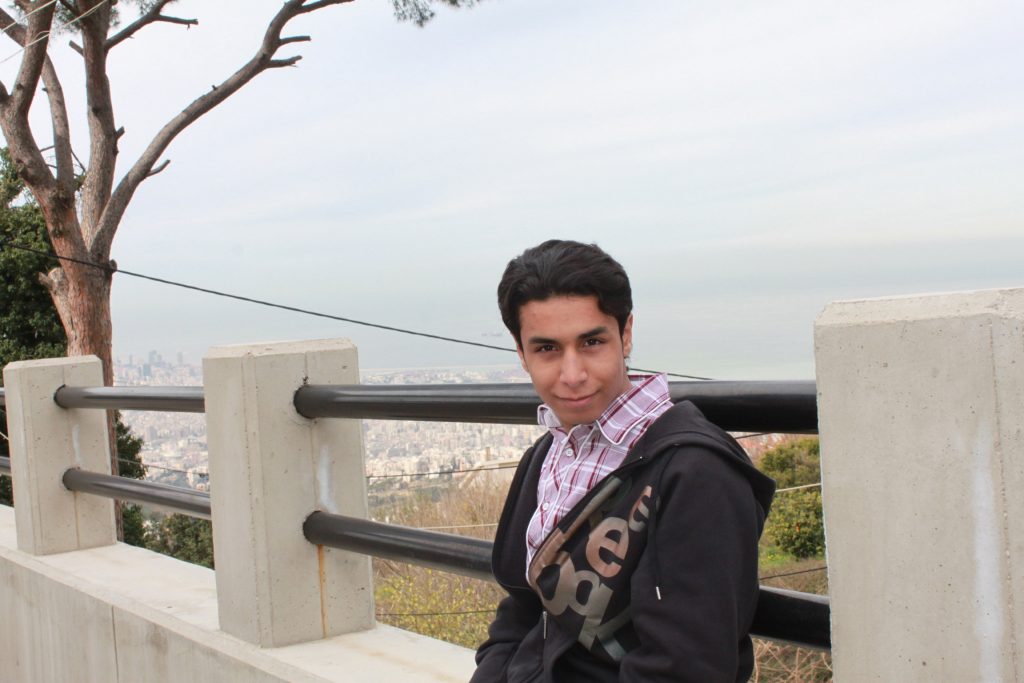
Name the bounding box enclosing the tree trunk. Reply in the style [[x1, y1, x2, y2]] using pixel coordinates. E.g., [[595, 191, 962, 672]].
[[56, 263, 114, 386], [43, 250, 123, 539]]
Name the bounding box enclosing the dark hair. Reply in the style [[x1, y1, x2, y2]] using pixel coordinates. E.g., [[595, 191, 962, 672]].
[[497, 239, 632, 346]]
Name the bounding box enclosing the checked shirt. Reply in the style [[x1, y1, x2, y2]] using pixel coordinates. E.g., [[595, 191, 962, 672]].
[[525, 373, 673, 573]]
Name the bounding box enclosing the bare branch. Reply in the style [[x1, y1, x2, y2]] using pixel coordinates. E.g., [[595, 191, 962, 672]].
[[92, 0, 354, 253], [41, 57, 76, 195], [146, 159, 170, 177], [69, 40, 83, 55], [155, 16, 197, 28], [107, 0, 198, 50], [0, 5, 60, 193], [0, 7, 23, 46], [78, 0, 119, 247], [279, 35, 311, 45], [71, 147, 86, 175], [268, 56, 302, 68], [10, 3, 57, 117], [0, 8, 22, 100]]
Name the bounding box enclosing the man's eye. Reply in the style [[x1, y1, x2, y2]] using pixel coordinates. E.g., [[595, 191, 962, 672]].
[[535, 344, 555, 353], [583, 338, 604, 347]]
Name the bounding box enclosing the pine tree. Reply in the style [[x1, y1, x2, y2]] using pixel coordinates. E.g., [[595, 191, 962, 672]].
[[0, 149, 147, 545]]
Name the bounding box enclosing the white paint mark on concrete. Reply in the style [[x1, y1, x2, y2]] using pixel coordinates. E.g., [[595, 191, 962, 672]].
[[71, 423, 82, 468], [971, 423, 1005, 683], [317, 445, 338, 514]]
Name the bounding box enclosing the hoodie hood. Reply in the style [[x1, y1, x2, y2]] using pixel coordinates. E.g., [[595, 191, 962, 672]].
[[627, 400, 776, 517]]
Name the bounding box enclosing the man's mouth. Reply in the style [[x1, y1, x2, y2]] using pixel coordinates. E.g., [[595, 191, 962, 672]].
[[558, 393, 596, 408]]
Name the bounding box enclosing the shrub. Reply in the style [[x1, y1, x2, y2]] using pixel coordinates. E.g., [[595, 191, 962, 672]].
[[760, 437, 825, 560], [760, 438, 820, 489], [766, 489, 825, 559]]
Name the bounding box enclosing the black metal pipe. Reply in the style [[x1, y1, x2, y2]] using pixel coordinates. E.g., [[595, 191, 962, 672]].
[[303, 511, 831, 650], [17, 381, 816, 432], [751, 586, 831, 651], [61, 468, 212, 520], [304, 511, 493, 580], [0, 455, 10, 477], [52, 386, 205, 413], [294, 380, 818, 433]]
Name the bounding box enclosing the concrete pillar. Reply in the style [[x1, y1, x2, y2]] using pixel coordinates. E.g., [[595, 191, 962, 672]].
[[814, 287, 1024, 681], [203, 339, 373, 648], [2, 356, 116, 555]]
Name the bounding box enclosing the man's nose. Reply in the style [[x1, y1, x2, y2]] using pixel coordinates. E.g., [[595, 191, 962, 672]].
[[560, 351, 587, 386]]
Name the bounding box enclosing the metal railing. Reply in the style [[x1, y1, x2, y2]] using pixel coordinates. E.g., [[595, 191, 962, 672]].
[[0, 380, 830, 650], [0, 380, 819, 432]]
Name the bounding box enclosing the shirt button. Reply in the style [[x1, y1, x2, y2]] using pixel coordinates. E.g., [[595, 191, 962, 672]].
[[564, 448, 575, 458], [542, 502, 550, 510]]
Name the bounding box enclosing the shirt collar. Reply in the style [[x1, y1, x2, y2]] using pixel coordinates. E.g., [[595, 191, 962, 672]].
[[537, 373, 671, 444]]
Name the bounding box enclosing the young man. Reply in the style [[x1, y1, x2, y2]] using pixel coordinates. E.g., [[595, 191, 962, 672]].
[[471, 240, 775, 683]]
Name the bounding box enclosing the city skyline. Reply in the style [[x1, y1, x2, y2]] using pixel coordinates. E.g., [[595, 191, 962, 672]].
[[114, 357, 544, 491]]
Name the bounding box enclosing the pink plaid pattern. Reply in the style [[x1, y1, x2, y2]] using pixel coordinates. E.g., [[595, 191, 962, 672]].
[[525, 373, 673, 570]]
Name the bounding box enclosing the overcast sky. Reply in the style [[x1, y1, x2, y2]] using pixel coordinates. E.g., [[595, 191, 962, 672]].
[[8, 0, 1023, 379]]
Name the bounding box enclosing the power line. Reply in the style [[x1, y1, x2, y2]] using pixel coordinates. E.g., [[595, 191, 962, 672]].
[[115, 456, 208, 479], [0, 0, 61, 37], [0, 239, 714, 380], [367, 463, 517, 480], [775, 482, 821, 494], [757, 565, 827, 581], [1, 239, 514, 353], [417, 522, 498, 531], [631, 366, 711, 381], [0, 0, 110, 65], [378, 609, 494, 617]]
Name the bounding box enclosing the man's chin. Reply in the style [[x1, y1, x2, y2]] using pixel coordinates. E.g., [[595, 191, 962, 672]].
[[553, 406, 600, 429]]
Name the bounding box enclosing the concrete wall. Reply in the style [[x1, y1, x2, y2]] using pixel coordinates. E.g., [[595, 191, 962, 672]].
[[815, 287, 1024, 682], [0, 506, 476, 683], [0, 344, 477, 682]]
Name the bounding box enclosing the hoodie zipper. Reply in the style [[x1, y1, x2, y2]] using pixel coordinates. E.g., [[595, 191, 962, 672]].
[[542, 610, 548, 639]]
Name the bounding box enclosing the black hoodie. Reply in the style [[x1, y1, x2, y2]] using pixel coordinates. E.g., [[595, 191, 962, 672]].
[[472, 401, 776, 683]]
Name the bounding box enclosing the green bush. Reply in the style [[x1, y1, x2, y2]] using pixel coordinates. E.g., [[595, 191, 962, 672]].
[[760, 438, 820, 489], [760, 438, 824, 560], [766, 489, 824, 559], [145, 514, 214, 568]]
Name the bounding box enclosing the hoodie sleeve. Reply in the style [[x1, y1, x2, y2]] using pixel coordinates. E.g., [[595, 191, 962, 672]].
[[471, 587, 543, 683], [619, 447, 764, 683]]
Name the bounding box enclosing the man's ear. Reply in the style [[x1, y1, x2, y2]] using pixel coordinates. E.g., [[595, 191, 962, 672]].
[[621, 314, 634, 358]]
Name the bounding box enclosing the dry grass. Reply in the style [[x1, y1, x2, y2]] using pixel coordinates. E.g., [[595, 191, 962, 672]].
[[754, 557, 832, 681], [370, 475, 832, 681]]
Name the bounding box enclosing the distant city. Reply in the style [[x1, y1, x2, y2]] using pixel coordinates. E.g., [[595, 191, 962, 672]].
[[114, 352, 786, 496], [113, 352, 544, 493]]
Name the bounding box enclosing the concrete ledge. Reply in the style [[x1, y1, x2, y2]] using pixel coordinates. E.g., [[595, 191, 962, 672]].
[[0, 506, 476, 682]]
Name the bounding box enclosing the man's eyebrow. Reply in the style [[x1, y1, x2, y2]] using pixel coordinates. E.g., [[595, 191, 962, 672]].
[[525, 335, 558, 346], [578, 326, 610, 340], [525, 327, 611, 346]]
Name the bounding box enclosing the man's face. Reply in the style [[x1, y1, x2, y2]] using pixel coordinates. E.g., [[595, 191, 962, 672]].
[[516, 295, 633, 429]]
